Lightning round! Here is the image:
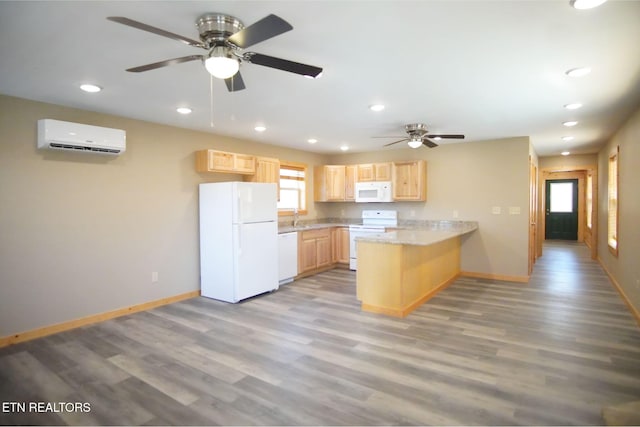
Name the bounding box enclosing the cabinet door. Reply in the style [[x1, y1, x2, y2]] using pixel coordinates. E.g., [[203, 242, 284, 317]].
[[210, 151, 235, 171], [392, 160, 427, 201], [345, 165, 357, 201], [338, 228, 350, 263], [316, 236, 332, 268], [326, 166, 346, 200], [298, 236, 318, 273], [234, 153, 256, 174], [331, 227, 339, 263], [258, 157, 280, 184], [314, 165, 345, 201], [357, 164, 375, 182], [374, 163, 392, 181], [246, 157, 280, 197]]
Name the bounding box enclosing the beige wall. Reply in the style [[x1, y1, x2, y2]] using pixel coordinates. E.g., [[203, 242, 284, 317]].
[[539, 153, 597, 170], [327, 137, 531, 279], [597, 106, 640, 314], [0, 95, 328, 337], [0, 94, 535, 338]]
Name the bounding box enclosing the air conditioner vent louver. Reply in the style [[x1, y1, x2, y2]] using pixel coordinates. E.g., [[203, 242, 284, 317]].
[[49, 143, 122, 154], [37, 119, 126, 155]]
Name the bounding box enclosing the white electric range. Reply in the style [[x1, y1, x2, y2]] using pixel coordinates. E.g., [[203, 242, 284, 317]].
[[348, 210, 398, 270]]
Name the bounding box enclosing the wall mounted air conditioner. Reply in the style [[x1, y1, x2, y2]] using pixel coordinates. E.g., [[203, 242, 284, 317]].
[[37, 119, 126, 155]]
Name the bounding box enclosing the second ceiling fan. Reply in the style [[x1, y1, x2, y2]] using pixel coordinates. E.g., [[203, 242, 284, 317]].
[[377, 123, 465, 148], [108, 13, 323, 92]]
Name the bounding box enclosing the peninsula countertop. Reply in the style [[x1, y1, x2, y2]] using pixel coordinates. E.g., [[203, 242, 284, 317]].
[[355, 221, 478, 246]]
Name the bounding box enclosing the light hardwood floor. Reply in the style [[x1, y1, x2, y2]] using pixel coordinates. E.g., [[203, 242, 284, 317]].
[[1, 241, 639, 425]]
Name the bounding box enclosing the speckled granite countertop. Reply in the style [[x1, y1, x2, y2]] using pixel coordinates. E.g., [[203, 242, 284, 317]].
[[355, 222, 478, 246], [279, 218, 478, 244], [278, 222, 353, 234]]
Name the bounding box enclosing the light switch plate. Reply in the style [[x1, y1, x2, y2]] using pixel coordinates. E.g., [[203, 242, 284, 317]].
[[492, 206, 501, 215], [509, 206, 521, 215]]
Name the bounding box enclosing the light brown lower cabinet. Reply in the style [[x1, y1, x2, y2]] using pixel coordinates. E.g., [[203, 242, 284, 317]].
[[298, 228, 332, 274], [332, 227, 350, 264], [298, 227, 349, 276]]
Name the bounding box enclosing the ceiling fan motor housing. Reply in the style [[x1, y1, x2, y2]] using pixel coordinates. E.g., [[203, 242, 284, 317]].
[[405, 123, 429, 136], [196, 13, 244, 48]]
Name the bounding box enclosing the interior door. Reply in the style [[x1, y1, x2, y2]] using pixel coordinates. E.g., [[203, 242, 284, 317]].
[[545, 179, 578, 240]]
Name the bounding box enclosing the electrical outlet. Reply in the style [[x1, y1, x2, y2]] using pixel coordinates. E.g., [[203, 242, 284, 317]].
[[410, 210, 416, 217], [341, 209, 345, 217], [453, 210, 459, 218], [151, 272, 158, 283]]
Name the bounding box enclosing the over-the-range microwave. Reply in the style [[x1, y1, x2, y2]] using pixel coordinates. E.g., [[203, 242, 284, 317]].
[[355, 181, 393, 203]]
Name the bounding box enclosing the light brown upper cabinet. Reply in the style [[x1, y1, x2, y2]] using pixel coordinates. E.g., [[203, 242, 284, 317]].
[[195, 149, 256, 174], [392, 160, 427, 201], [345, 165, 357, 201], [245, 156, 280, 184], [357, 163, 392, 182], [314, 165, 346, 201]]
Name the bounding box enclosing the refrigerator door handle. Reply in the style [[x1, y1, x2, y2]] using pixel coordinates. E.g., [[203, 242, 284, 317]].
[[237, 225, 242, 255]]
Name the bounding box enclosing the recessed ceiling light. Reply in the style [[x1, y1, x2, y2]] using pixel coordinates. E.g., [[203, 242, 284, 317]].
[[369, 104, 385, 112], [254, 125, 266, 132], [562, 136, 574, 141], [79, 84, 102, 93], [561, 151, 571, 156], [564, 103, 583, 110], [570, 0, 607, 10], [565, 67, 591, 77], [307, 138, 318, 144], [176, 107, 192, 114], [563, 121, 579, 127], [340, 145, 349, 151]]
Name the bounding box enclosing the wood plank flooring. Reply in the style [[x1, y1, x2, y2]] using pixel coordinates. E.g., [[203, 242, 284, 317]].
[[1, 241, 639, 425]]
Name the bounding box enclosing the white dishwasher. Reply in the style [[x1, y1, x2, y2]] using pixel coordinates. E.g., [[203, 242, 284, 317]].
[[278, 232, 298, 285]]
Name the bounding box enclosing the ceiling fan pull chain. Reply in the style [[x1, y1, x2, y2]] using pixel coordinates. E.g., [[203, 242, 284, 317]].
[[210, 74, 214, 128]]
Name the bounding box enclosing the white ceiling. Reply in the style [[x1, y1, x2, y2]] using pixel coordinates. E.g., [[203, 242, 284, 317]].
[[1, 1, 639, 156]]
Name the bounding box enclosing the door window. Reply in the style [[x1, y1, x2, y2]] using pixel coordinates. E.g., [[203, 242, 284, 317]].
[[549, 182, 574, 213]]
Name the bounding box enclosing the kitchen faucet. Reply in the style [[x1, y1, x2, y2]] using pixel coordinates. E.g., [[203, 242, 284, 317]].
[[293, 208, 299, 227]]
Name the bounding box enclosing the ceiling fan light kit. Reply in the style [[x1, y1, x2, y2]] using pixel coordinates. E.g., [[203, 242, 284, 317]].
[[407, 138, 423, 149], [204, 46, 240, 79]]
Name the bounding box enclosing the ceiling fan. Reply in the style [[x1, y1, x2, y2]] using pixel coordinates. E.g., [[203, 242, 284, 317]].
[[107, 13, 323, 92], [376, 123, 465, 148]]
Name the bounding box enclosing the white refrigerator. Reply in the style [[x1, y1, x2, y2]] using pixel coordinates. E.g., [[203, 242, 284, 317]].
[[199, 182, 279, 303]]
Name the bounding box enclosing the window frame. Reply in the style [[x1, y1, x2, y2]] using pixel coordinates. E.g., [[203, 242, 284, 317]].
[[277, 160, 308, 217], [607, 147, 619, 256]]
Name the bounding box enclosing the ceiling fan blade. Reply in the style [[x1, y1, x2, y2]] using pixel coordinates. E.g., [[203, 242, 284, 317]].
[[422, 138, 439, 148], [227, 14, 293, 49], [125, 55, 203, 72], [425, 134, 465, 139], [245, 53, 323, 78], [224, 72, 246, 92], [372, 136, 406, 139], [384, 138, 409, 147], [107, 16, 205, 48]]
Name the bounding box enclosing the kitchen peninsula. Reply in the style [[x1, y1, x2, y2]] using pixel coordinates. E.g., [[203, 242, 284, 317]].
[[356, 222, 478, 317]]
